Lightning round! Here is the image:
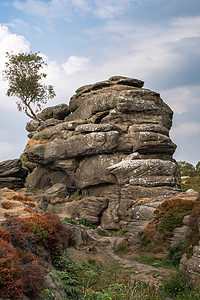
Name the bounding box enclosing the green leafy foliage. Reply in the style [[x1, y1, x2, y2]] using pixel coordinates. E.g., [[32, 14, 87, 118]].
[[96, 228, 109, 237], [162, 271, 191, 298], [178, 161, 196, 176], [53, 252, 85, 299], [159, 269, 200, 299], [79, 218, 97, 229], [62, 217, 97, 229], [3, 51, 56, 121], [46, 253, 161, 300], [62, 217, 77, 225], [168, 241, 190, 266]]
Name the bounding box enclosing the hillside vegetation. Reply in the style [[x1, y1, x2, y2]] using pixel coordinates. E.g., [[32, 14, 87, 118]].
[[178, 161, 200, 192]]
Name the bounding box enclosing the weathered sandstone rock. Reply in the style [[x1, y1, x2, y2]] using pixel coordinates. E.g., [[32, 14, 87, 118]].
[[0, 159, 28, 189], [23, 76, 180, 230], [180, 242, 200, 288]]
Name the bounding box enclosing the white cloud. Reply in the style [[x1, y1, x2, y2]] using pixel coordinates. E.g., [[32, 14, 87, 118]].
[[161, 85, 200, 114], [14, 0, 74, 20], [14, 0, 135, 20], [0, 8, 200, 163], [14, 0, 50, 17], [93, 0, 133, 19], [7, 18, 29, 30], [71, 0, 90, 11], [84, 14, 200, 92], [170, 16, 200, 41], [0, 24, 31, 112], [171, 122, 200, 137], [0, 24, 30, 72], [62, 56, 90, 74]]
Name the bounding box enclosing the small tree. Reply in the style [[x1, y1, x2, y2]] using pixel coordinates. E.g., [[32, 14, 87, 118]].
[[3, 51, 56, 122]]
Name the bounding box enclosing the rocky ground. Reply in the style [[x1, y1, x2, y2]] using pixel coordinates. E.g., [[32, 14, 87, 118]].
[[67, 234, 172, 286]]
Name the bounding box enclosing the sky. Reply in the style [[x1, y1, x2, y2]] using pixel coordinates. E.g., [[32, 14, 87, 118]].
[[0, 0, 200, 166]]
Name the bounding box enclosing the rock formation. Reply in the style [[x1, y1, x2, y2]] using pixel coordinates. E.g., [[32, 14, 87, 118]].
[[180, 241, 200, 288], [0, 159, 28, 189], [23, 76, 181, 230]]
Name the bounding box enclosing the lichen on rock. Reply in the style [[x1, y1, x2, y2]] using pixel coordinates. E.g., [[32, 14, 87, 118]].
[[23, 76, 181, 230]]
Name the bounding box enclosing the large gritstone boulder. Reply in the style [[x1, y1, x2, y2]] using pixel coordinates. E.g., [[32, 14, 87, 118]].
[[23, 76, 180, 230]]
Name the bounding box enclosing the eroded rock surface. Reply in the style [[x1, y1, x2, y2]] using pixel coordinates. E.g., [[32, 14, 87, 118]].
[[23, 76, 180, 230], [180, 243, 200, 288], [0, 159, 28, 189]]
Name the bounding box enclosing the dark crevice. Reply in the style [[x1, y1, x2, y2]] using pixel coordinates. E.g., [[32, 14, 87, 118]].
[[94, 111, 110, 124]]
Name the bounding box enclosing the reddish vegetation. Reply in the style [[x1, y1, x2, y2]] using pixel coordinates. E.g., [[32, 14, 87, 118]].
[[0, 238, 24, 299], [11, 194, 36, 207], [1, 201, 15, 210], [0, 228, 11, 243], [0, 211, 68, 298], [190, 202, 200, 226], [25, 138, 49, 149], [18, 251, 45, 297]]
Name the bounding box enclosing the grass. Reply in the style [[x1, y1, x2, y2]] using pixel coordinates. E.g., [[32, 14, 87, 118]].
[[40, 252, 200, 300], [42, 255, 161, 299], [181, 175, 200, 192], [132, 256, 175, 270]]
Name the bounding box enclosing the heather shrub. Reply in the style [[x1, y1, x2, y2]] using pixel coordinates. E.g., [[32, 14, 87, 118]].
[[144, 198, 196, 243], [0, 210, 68, 298], [2, 217, 39, 256], [0, 227, 11, 242], [0, 237, 23, 299], [2, 212, 68, 261], [158, 199, 195, 234], [22, 259, 45, 296]]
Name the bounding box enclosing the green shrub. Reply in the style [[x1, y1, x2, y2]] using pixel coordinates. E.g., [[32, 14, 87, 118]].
[[97, 228, 109, 237], [158, 200, 195, 234], [162, 271, 189, 297], [173, 286, 200, 300], [73, 188, 83, 200], [140, 233, 151, 248], [62, 217, 77, 225], [158, 211, 184, 233], [87, 283, 126, 300], [79, 218, 97, 229], [168, 241, 190, 266]]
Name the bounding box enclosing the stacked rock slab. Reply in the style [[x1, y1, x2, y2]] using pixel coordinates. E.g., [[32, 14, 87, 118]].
[[0, 159, 28, 189], [24, 76, 180, 230]]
